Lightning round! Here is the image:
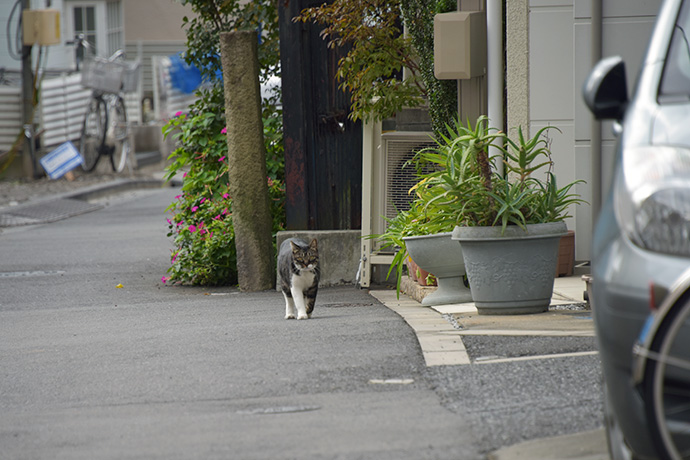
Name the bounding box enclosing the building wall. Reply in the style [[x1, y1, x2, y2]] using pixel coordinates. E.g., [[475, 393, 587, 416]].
[[512, 0, 661, 261], [123, 0, 191, 42]]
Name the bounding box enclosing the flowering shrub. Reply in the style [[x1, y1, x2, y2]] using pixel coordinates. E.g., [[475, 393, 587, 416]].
[[162, 87, 285, 286], [165, 187, 236, 285], [162, 0, 283, 286]]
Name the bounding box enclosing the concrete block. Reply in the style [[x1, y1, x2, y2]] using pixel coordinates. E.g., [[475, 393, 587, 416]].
[[276, 230, 361, 288]]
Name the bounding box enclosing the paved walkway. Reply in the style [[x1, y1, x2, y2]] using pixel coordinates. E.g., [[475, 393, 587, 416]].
[[371, 277, 609, 460], [372, 275, 593, 366]]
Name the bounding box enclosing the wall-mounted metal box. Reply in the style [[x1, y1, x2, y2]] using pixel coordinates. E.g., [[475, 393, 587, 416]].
[[434, 11, 486, 80], [22, 9, 61, 46]]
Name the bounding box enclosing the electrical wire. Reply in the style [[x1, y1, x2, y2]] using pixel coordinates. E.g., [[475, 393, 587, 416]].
[[7, 0, 26, 61]]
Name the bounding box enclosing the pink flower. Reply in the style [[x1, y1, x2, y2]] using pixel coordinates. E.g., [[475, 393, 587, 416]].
[[183, 172, 188, 178], [218, 156, 226, 162], [213, 214, 221, 220], [189, 224, 197, 233], [175, 194, 182, 200], [161, 276, 168, 284], [175, 111, 183, 117], [191, 206, 199, 212], [200, 198, 206, 204], [222, 193, 230, 199], [221, 127, 227, 134]]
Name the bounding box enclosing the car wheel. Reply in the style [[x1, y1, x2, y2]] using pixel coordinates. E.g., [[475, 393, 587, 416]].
[[604, 384, 640, 460]]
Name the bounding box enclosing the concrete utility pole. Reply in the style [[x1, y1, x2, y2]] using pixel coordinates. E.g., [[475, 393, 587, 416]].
[[21, 0, 35, 179], [220, 30, 275, 291]]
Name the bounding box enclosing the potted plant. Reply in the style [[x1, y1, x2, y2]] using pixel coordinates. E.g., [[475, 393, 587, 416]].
[[371, 196, 472, 306], [413, 116, 584, 314]]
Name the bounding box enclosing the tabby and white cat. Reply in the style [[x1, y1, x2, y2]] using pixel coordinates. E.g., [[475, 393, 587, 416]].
[[277, 238, 320, 320]]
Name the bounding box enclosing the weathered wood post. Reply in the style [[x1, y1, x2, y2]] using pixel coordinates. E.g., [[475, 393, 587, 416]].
[[220, 30, 274, 291]]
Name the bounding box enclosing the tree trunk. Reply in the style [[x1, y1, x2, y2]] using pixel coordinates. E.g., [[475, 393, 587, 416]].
[[220, 30, 275, 291]]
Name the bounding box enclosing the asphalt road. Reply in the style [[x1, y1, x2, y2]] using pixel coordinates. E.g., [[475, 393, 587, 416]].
[[0, 187, 604, 459]]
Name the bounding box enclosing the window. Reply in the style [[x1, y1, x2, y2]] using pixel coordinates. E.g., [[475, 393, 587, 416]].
[[73, 5, 97, 55], [66, 1, 123, 60], [105, 1, 124, 57], [659, 1, 690, 102]]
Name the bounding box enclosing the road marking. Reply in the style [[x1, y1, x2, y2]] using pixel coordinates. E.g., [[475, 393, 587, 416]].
[[474, 350, 599, 365]]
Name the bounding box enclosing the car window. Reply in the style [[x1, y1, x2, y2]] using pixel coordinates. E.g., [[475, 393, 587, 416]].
[[659, 0, 690, 102]]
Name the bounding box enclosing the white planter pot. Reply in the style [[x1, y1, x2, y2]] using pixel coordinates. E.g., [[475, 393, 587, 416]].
[[403, 232, 473, 306]]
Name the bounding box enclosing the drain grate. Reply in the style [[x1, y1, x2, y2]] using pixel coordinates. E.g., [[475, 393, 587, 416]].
[[0, 198, 103, 228]]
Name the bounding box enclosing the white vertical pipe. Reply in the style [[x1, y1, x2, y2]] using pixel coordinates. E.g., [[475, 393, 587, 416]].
[[487, 0, 504, 176], [591, 0, 602, 221]]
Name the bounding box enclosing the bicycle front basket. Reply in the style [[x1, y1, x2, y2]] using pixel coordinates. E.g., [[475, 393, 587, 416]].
[[121, 61, 141, 93], [81, 57, 125, 93]]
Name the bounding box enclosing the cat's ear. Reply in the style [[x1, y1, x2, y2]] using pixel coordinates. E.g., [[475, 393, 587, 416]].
[[309, 238, 318, 250], [290, 241, 300, 252]]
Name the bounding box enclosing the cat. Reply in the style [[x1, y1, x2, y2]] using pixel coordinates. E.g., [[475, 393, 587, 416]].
[[278, 238, 320, 320]]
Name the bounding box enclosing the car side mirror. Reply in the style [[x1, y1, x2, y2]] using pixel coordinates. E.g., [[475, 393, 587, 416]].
[[583, 56, 628, 121]]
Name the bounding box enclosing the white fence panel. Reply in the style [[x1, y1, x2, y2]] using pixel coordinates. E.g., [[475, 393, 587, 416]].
[[0, 86, 22, 152], [39, 74, 92, 149], [39, 67, 142, 149], [125, 41, 188, 96]]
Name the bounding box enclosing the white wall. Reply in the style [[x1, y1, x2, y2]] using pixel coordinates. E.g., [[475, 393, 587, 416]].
[[527, 0, 661, 261]]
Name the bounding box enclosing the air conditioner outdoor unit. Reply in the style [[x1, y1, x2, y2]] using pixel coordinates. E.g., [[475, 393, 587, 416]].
[[360, 121, 436, 287]]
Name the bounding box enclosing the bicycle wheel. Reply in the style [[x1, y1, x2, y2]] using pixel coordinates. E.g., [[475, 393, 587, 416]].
[[643, 293, 690, 460], [106, 96, 130, 173], [79, 96, 106, 172]]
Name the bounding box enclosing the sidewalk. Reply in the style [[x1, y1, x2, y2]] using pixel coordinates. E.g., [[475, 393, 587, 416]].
[[371, 276, 608, 460], [0, 158, 170, 209], [0, 160, 172, 228]]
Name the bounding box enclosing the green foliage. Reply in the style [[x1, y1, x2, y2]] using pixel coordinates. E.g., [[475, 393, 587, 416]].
[[413, 117, 586, 233], [400, 0, 458, 138], [297, 0, 457, 136], [161, 89, 285, 285], [373, 117, 585, 294], [164, 176, 285, 286], [296, 0, 425, 122], [165, 186, 236, 286], [179, 0, 280, 86], [162, 0, 284, 286]]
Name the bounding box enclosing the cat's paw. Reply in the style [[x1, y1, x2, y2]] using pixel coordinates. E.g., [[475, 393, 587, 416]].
[[297, 314, 309, 320], [285, 314, 296, 320]]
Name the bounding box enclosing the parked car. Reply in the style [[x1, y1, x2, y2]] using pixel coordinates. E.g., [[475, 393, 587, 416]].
[[583, 0, 690, 458]]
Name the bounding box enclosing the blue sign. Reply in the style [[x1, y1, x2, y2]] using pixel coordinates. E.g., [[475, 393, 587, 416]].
[[40, 141, 83, 179]]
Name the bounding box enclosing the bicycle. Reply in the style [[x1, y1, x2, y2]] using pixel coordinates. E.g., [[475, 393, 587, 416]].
[[79, 49, 139, 173], [633, 269, 690, 460]]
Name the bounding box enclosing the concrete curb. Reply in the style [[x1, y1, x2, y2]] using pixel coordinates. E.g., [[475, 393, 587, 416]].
[[487, 429, 608, 460], [0, 177, 171, 228]]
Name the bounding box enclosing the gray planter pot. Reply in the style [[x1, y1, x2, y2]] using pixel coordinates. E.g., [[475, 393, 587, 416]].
[[403, 232, 473, 306], [451, 222, 568, 315]]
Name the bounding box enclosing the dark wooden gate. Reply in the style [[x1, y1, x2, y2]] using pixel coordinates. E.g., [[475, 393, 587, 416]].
[[279, 0, 363, 231]]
